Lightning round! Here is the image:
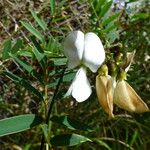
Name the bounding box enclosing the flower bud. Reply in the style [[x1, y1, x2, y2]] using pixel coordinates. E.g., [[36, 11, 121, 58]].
[[114, 80, 149, 113], [96, 75, 114, 118]]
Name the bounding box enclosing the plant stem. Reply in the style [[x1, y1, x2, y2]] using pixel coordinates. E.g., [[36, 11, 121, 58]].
[[40, 67, 66, 150]]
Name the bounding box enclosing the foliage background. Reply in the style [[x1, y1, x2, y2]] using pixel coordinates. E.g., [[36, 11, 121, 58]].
[[0, 0, 150, 150]]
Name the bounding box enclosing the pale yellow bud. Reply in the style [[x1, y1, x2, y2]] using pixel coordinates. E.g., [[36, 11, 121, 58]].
[[114, 80, 149, 113], [96, 75, 114, 118]]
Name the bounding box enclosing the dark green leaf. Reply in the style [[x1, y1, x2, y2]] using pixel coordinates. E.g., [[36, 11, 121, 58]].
[[11, 39, 23, 54], [51, 115, 93, 131], [4, 71, 43, 100], [30, 36, 45, 66], [11, 56, 43, 83], [50, 133, 91, 146], [30, 10, 47, 31], [0, 114, 43, 137], [2, 39, 11, 60], [21, 21, 44, 42]]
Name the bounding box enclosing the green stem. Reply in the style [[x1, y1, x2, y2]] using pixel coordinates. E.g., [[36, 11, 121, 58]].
[[40, 67, 66, 150]]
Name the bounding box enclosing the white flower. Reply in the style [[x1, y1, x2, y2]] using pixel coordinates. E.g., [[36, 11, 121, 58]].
[[64, 31, 105, 102]]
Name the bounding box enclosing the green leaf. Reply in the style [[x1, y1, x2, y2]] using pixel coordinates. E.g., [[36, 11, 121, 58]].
[[2, 39, 11, 60], [131, 13, 149, 21], [11, 39, 23, 54], [12, 56, 33, 73], [0, 114, 43, 137], [21, 21, 44, 42], [99, 1, 113, 18], [50, 133, 92, 146], [11, 56, 43, 83], [51, 115, 93, 131], [30, 10, 47, 31], [50, 0, 56, 16], [4, 71, 43, 100], [129, 130, 138, 146], [102, 12, 120, 26], [63, 72, 76, 82], [106, 29, 119, 43], [95, 0, 106, 11], [104, 24, 119, 33], [94, 139, 112, 150], [52, 58, 67, 66]]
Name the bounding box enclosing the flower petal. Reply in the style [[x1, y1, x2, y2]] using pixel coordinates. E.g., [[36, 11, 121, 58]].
[[96, 75, 114, 118], [70, 67, 92, 102], [64, 31, 84, 69], [114, 80, 149, 113], [83, 32, 105, 72]]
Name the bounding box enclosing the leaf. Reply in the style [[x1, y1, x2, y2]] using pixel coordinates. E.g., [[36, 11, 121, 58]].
[[0, 114, 43, 137], [63, 72, 76, 82], [51, 115, 93, 131], [11, 55, 43, 83], [131, 13, 149, 21], [102, 12, 120, 26], [2, 39, 11, 60], [94, 139, 112, 150], [30, 10, 47, 31], [106, 29, 119, 43], [96, 0, 106, 10], [50, 133, 92, 146], [52, 58, 67, 66], [99, 1, 113, 18], [129, 130, 138, 146], [21, 21, 44, 42], [4, 71, 43, 100], [104, 24, 119, 33], [11, 39, 23, 54], [30, 36, 45, 68], [12, 56, 33, 73], [50, 0, 56, 16]]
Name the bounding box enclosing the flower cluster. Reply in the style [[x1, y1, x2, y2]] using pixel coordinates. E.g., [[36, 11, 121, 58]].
[[64, 30, 149, 117]]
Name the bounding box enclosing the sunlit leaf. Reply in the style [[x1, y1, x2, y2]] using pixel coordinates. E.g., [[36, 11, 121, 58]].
[[95, 0, 106, 11], [30, 10, 47, 31], [102, 13, 120, 26], [99, 1, 113, 18], [0, 114, 43, 137], [21, 21, 44, 42]]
